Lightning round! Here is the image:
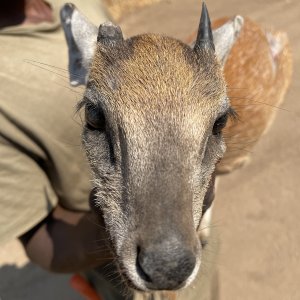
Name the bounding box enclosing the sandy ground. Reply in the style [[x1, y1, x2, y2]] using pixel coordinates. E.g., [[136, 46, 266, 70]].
[[0, 0, 299, 299]]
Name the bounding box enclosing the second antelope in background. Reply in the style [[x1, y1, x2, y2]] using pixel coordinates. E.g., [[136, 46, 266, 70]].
[[60, 1, 292, 298]]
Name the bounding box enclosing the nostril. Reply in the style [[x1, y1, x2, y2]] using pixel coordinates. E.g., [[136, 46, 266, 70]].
[[136, 246, 152, 283]]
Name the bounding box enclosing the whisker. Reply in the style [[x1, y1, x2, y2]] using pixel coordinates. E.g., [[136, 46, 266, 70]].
[[199, 222, 221, 232], [90, 243, 110, 250], [24, 59, 86, 84], [86, 216, 108, 230], [232, 103, 290, 112], [93, 237, 110, 242], [227, 87, 250, 90], [89, 252, 115, 259], [229, 95, 291, 112], [25, 60, 73, 81], [24, 59, 70, 72], [225, 140, 258, 146], [224, 138, 257, 143], [95, 256, 116, 262], [53, 80, 84, 95], [225, 147, 253, 154], [223, 133, 256, 140], [100, 261, 118, 275], [110, 272, 123, 282]]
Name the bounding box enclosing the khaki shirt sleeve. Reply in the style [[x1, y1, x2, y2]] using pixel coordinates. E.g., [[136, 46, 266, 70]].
[[0, 0, 107, 244], [0, 137, 58, 245]]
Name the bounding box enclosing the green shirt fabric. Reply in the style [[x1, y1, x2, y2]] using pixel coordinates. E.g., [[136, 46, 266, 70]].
[[0, 0, 108, 244]]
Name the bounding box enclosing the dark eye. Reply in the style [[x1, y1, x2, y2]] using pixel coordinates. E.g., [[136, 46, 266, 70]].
[[212, 113, 228, 135], [85, 103, 106, 131]]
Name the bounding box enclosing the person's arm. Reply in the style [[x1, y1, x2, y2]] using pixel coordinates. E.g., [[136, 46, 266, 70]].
[[19, 203, 112, 273], [0, 0, 53, 29]]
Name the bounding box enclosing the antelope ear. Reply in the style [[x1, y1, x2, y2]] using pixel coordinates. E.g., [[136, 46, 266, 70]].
[[213, 16, 244, 65], [60, 3, 98, 86]]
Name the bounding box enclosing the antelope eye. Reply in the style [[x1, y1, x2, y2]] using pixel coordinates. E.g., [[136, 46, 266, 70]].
[[212, 113, 228, 135], [85, 103, 106, 131]]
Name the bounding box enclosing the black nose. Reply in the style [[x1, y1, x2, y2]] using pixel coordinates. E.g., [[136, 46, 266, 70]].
[[136, 242, 196, 290]]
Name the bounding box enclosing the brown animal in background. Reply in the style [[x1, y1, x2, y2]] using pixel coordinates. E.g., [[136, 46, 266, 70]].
[[218, 18, 292, 173], [103, 0, 163, 21], [187, 18, 292, 173], [60, 2, 291, 299]]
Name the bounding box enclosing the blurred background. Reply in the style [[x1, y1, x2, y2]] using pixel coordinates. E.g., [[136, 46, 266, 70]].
[[0, 0, 299, 299]]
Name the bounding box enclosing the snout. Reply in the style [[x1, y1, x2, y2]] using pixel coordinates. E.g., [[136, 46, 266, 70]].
[[137, 243, 196, 290], [112, 158, 202, 291], [121, 234, 200, 291]]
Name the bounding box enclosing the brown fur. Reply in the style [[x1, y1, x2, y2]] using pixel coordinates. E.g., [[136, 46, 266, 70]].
[[83, 33, 228, 293], [220, 18, 292, 172], [89, 34, 225, 123], [62, 3, 292, 297]]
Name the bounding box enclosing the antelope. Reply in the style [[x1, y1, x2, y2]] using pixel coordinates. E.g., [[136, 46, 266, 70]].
[[60, 1, 292, 298]]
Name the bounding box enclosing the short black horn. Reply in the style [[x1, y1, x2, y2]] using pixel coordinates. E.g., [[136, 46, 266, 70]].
[[97, 21, 124, 46], [194, 2, 215, 52]]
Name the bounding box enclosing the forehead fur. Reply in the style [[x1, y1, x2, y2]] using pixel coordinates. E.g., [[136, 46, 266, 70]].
[[88, 34, 226, 124], [90, 34, 225, 102]]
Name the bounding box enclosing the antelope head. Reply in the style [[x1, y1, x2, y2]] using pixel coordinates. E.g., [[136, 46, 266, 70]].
[[61, 2, 243, 291]]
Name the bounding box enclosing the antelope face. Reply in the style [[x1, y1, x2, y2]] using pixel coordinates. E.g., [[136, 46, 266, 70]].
[[61, 3, 243, 291]]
